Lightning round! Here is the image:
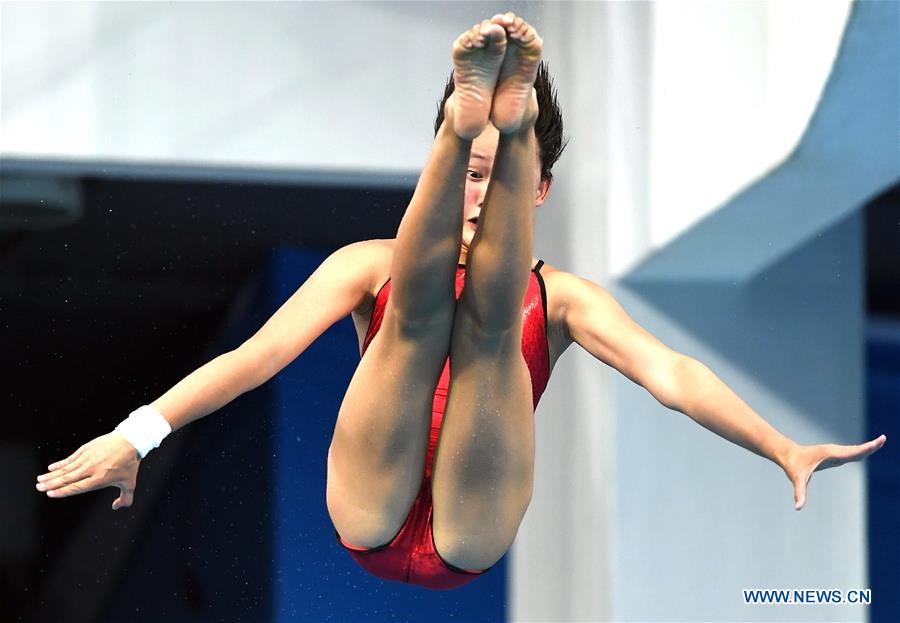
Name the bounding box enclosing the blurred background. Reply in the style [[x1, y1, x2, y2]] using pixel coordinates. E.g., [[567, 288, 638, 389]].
[[1, 1, 897, 622]]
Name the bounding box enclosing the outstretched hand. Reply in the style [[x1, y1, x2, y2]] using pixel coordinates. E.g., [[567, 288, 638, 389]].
[[36, 432, 141, 510], [782, 434, 887, 510]]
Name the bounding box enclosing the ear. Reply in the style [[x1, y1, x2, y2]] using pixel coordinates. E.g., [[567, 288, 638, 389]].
[[534, 175, 553, 207]]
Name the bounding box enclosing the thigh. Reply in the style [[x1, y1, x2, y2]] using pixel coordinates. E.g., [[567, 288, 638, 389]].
[[430, 307, 535, 569], [327, 300, 454, 548]]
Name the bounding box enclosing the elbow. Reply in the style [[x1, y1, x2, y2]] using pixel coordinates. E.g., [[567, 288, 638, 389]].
[[234, 341, 279, 389], [658, 355, 697, 412]]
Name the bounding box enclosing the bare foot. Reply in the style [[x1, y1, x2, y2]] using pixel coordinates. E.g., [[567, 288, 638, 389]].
[[449, 19, 508, 140], [489, 12, 543, 133]]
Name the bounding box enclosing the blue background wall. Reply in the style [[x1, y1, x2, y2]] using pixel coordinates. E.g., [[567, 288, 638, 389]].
[[866, 331, 900, 623]]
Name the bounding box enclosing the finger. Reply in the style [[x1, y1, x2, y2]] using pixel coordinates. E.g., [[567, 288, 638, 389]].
[[46, 448, 84, 472], [845, 436, 883, 454], [112, 486, 135, 510], [794, 472, 810, 510], [37, 461, 90, 493], [45, 473, 100, 498], [820, 437, 886, 469], [861, 434, 887, 453], [37, 457, 84, 482], [37, 458, 85, 491]]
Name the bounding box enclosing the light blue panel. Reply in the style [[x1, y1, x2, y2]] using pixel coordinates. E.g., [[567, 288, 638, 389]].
[[626, 0, 899, 283]]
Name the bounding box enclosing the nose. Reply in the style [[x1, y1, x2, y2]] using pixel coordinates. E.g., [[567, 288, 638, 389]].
[[475, 186, 487, 207]]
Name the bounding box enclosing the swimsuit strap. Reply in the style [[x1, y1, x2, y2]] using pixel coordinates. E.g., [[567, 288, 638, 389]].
[[534, 259, 545, 273]]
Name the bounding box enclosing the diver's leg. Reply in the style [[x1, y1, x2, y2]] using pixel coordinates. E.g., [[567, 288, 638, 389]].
[[431, 14, 543, 570], [327, 20, 509, 548]]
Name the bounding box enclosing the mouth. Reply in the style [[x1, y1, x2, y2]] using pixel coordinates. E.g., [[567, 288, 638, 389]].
[[467, 216, 479, 226]]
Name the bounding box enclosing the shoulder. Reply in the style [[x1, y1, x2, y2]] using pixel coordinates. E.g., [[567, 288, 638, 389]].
[[534, 262, 575, 336], [365, 238, 395, 287], [330, 238, 394, 311], [330, 238, 393, 274], [536, 262, 613, 337], [537, 261, 604, 306], [334, 237, 395, 258]]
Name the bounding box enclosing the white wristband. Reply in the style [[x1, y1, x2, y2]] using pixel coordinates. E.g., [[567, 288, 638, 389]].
[[115, 405, 172, 459]]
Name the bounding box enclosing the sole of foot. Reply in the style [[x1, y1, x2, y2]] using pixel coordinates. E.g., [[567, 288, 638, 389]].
[[489, 12, 543, 134], [449, 20, 508, 140]]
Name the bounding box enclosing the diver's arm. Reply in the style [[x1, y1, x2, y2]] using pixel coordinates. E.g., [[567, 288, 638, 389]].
[[556, 271, 685, 409], [36, 239, 383, 506], [152, 239, 381, 432], [668, 356, 886, 508], [558, 270, 887, 509]]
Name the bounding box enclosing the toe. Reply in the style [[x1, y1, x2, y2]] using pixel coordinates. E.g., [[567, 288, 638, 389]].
[[520, 26, 540, 46], [468, 25, 488, 47], [512, 16, 525, 32], [491, 12, 514, 26], [480, 22, 506, 45]]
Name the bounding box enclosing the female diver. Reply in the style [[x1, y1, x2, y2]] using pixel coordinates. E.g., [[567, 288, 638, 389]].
[[36, 13, 886, 590]]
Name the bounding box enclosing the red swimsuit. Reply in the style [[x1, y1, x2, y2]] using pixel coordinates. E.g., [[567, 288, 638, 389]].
[[335, 261, 552, 590]]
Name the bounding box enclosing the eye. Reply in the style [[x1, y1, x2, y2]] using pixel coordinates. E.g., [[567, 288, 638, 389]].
[[467, 170, 484, 180]]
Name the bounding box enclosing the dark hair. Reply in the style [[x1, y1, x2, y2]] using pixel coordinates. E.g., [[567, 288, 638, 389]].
[[433, 61, 569, 182]]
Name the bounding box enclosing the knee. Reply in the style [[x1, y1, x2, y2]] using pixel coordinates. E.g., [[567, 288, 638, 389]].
[[433, 528, 515, 571], [432, 492, 531, 571], [325, 450, 418, 548], [453, 301, 524, 349], [326, 482, 410, 549], [383, 300, 455, 342]]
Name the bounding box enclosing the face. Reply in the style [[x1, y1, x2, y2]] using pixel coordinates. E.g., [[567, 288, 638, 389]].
[[461, 123, 552, 251]]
